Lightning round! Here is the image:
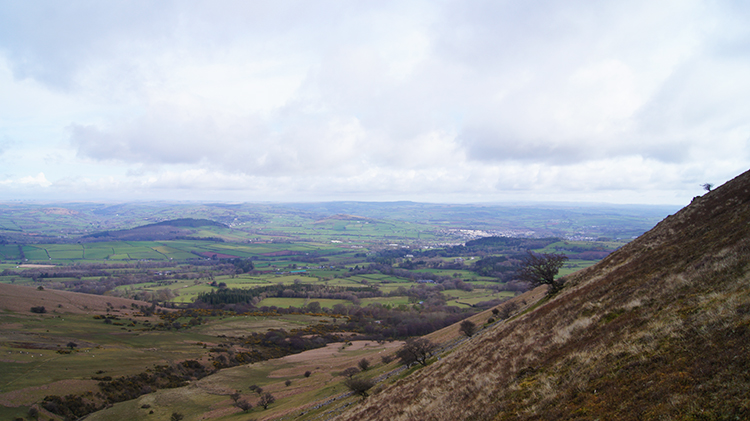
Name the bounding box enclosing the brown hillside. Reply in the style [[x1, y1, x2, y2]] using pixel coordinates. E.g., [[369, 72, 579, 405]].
[[0, 283, 154, 315], [334, 169, 750, 421]]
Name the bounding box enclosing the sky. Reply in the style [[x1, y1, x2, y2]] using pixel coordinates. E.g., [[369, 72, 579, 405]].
[[0, 0, 748, 205]]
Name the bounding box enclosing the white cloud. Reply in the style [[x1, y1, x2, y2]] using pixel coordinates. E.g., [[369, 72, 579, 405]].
[[0, 0, 748, 204], [0, 173, 52, 188]]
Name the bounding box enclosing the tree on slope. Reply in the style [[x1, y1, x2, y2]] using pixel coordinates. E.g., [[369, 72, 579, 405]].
[[396, 337, 436, 367], [459, 320, 477, 337], [517, 251, 568, 296], [259, 392, 275, 409]]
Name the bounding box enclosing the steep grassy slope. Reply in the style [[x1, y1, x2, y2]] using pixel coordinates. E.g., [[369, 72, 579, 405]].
[[334, 169, 750, 421]]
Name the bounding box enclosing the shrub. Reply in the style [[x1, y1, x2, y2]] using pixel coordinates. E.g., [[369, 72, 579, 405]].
[[344, 376, 376, 398], [304, 370, 312, 377], [28, 407, 39, 419], [341, 367, 360, 378], [460, 320, 477, 337], [358, 358, 370, 371], [30, 306, 47, 314]]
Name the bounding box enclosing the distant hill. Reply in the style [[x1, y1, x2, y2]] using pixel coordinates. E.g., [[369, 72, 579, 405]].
[[335, 169, 750, 421], [83, 218, 227, 241], [314, 214, 374, 223], [141, 218, 227, 229]]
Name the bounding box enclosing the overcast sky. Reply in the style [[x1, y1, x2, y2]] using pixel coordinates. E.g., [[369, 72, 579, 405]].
[[1, 0, 748, 205]]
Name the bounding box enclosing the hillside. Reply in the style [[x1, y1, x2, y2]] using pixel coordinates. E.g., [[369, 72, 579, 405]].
[[334, 169, 750, 420], [0, 283, 153, 315], [82, 218, 227, 241]]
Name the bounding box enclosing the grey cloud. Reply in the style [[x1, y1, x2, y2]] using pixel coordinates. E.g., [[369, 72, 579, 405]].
[[0, 1, 178, 89], [0, 1, 399, 90], [458, 126, 593, 164]]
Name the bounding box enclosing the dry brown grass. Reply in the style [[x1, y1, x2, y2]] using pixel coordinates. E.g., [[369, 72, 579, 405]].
[[333, 169, 750, 421]]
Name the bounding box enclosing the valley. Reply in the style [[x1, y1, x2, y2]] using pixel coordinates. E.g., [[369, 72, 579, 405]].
[[0, 200, 691, 420]]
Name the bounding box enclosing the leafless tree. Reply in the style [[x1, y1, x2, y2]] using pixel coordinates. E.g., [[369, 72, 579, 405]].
[[517, 251, 568, 296], [396, 337, 436, 367], [341, 367, 360, 378], [235, 400, 252, 412], [259, 392, 275, 409]]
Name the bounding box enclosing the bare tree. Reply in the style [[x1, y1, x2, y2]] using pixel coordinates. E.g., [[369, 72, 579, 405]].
[[259, 392, 275, 409], [396, 337, 437, 367], [499, 301, 520, 320], [702, 183, 713, 192], [235, 400, 252, 412], [229, 392, 240, 403], [517, 251, 568, 296], [341, 367, 360, 378]]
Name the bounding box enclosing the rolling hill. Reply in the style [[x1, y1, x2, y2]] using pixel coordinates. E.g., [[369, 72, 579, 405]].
[[82, 218, 227, 241], [334, 169, 750, 420]]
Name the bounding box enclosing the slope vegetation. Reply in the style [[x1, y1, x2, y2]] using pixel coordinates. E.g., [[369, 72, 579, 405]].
[[335, 169, 750, 421]]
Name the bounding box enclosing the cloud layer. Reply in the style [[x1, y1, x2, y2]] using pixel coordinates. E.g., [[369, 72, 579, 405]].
[[1, 0, 748, 204]]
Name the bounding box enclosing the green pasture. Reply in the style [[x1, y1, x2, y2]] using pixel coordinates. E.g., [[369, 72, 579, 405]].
[[0, 313, 216, 400], [0, 245, 23, 261], [558, 259, 594, 276], [360, 296, 411, 306], [193, 314, 333, 337], [44, 244, 84, 260], [443, 289, 515, 308], [465, 279, 504, 286], [4, 239, 353, 264], [356, 274, 411, 283], [309, 278, 363, 288], [305, 269, 342, 278], [256, 297, 351, 309], [375, 284, 414, 294], [21, 245, 49, 261]]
